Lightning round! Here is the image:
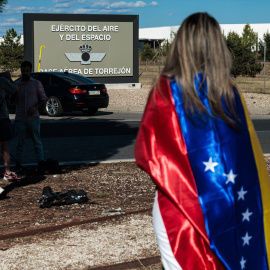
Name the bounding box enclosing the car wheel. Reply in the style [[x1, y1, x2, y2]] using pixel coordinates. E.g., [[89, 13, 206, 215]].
[[82, 108, 98, 116], [46, 96, 63, 117]]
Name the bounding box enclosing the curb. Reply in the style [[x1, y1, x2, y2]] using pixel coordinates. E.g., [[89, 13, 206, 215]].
[[3, 154, 270, 168], [100, 106, 145, 112], [0, 208, 152, 241], [0, 159, 136, 169], [87, 256, 161, 270]]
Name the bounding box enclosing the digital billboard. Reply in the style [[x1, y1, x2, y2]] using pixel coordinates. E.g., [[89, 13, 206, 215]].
[[23, 14, 139, 83]]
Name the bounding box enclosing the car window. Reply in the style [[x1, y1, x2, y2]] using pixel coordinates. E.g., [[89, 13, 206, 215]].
[[51, 75, 66, 85], [55, 73, 95, 84], [35, 74, 51, 86]]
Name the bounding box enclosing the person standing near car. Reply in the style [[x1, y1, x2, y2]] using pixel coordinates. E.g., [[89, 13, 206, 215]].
[[13, 61, 47, 166], [0, 71, 21, 183]]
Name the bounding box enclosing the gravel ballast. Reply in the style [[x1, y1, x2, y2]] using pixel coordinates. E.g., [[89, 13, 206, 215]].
[[1, 86, 270, 270]]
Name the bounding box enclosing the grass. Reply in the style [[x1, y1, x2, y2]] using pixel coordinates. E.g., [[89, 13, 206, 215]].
[[10, 61, 270, 95], [94, 192, 111, 198], [139, 61, 270, 95]]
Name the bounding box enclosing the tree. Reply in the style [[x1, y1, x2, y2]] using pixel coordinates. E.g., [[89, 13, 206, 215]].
[[140, 43, 155, 61], [258, 31, 270, 61], [225, 30, 262, 77], [226, 32, 243, 77], [0, 28, 24, 73], [0, 0, 7, 13], [161, 31, 176, 57], [161, 39, 171, 57], [242, 24, 258, 51]]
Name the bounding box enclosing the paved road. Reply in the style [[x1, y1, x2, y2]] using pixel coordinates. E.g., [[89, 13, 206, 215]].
[[8, 111, 142, 165], [7, 111, 270, 166], [251, 116, 270, 155]]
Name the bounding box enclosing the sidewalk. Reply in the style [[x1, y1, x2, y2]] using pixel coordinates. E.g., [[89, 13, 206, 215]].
[[102, 105, 270, 116]]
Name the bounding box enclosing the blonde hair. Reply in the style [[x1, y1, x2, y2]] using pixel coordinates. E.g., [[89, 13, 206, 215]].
[[160, 12, 238, 128]]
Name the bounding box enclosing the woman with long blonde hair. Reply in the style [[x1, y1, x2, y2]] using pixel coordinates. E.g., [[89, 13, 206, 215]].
[[135, 13, 270, 270]]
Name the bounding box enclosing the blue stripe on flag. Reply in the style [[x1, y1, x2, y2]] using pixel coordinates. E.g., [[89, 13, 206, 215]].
[[170, 74, 268, 270]]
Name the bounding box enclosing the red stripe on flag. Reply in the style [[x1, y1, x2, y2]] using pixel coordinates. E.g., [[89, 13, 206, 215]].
[[135, 77, 225, 269]]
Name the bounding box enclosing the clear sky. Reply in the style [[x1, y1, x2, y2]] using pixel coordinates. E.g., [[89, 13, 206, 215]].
[[1, 0, 270, 37]]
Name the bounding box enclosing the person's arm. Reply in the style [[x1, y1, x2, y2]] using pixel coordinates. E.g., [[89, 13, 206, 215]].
[[0, 71, 13, 83], [0, 73, 19, 103], [27, 80, 47, 115], [8, 76, 21, 104], [9, 88, 19, 104]]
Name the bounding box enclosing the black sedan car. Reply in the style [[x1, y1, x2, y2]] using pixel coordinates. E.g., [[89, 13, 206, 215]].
[[12, 72, 109, 117]]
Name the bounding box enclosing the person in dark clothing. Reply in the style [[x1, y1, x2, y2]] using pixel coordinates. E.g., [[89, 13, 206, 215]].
[[0, 71, 20, 182], [13, 61, 47, 166]]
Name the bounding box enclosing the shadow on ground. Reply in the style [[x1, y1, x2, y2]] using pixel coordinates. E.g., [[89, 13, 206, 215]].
[[9, 111, 139, 165]]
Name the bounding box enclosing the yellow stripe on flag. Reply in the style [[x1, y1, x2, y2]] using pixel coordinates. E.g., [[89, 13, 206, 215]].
[[239, 91, 270, 266]]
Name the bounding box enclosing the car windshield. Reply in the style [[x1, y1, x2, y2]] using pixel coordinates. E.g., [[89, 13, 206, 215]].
[[55, 73, 95, 84]]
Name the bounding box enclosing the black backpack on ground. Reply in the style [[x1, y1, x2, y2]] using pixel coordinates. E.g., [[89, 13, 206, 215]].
[[39, 186, 88, 208]]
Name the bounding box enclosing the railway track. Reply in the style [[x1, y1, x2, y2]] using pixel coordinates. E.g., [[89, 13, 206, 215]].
[[1, 208, 162, 270]]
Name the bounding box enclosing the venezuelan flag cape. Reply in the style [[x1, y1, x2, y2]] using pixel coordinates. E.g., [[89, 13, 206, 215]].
[[135, 74, 270, 269]]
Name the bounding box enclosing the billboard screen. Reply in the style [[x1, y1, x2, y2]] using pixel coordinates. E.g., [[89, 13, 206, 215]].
[[24, 14, 139, 84]]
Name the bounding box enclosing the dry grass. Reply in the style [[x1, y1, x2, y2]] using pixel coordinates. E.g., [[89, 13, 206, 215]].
[[11, 61, 270, 95], [139, 61, 270, 95]]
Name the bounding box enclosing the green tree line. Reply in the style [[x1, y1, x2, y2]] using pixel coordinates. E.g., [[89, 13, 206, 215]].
[[0, 22, 269, 78], [140, 24, 270, 78], [0, 0, 7, 13], [225, 24, 262, 77], [0, 28, 24, 73], [0, 0, 24, 74]]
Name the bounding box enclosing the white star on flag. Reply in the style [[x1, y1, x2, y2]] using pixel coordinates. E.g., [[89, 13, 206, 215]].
[[242, 208, 253, 222], [237, 186, 248, 200], [203, 157, 218, 172], [240, 256, 247, 269], [223, 169, 237, 184], [241, 232, 252, 246]]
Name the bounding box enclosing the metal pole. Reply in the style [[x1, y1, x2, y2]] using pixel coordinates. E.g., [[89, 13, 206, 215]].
[[38, 45, 45, 72], [264, 42, 266, 92]]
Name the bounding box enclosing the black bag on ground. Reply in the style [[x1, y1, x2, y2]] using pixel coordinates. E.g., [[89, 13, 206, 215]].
[[64, 189, 88, 205], [39, 186, 88, 208], [39, 186, 58, 208]]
